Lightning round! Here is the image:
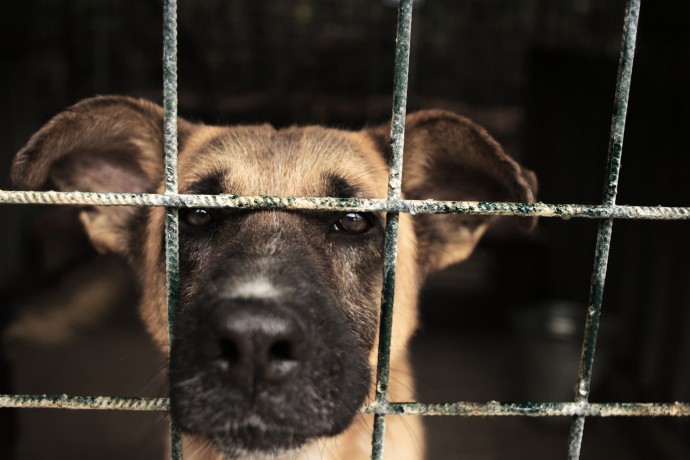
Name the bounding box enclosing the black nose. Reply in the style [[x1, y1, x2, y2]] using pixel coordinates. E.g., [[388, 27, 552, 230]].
[[202, 301, 307, 386]]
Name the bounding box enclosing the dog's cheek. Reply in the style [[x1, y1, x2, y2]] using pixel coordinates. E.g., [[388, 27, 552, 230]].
[[123, 206, 172, 350], [176, 218, 254, 302], [324, 237, 383, 353], [177, 234, 217, 303]]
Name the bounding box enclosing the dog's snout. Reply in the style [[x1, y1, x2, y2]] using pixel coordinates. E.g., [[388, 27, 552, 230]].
[[204, 302, 307, 385]]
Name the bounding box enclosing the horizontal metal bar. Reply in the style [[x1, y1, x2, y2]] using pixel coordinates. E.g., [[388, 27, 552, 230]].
[[363, 401, 690, 417], [0, 394, 169, 411], [3, 394, 687, 418], [0, 190, 688, 220]]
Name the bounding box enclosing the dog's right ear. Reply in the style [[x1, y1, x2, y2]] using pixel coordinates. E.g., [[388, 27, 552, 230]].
[[11, 95, 195, 256], [367, 110, 537, 275]]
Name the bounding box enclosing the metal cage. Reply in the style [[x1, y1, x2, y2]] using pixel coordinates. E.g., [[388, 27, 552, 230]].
[[1, 0, 688, 459]]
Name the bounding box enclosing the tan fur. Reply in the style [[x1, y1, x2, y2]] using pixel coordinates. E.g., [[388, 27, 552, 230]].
[[11, 96, 536, 460]]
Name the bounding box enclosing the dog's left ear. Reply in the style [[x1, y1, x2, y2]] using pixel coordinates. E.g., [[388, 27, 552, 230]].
[[368, 109, 537, 274], [11, 96, 196, 257]]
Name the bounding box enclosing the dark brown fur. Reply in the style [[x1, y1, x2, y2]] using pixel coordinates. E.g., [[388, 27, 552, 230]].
[[11, 96, 536, 459]]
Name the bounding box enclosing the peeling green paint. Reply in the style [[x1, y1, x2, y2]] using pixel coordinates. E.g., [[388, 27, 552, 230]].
[[163, 0, 182, 457], [567, 2, 641, 459], [2, 394, 687, 419], [371, 2, 414, 459], [1, 191, 688, 221], [362, 401, 690, 417], [0, 394, 170, 411]]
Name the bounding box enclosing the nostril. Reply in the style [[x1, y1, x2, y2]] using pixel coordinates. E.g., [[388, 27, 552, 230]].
[[264, 338, 300, 381], [218, 338, 241, 365], [268, 340, 294, 362]]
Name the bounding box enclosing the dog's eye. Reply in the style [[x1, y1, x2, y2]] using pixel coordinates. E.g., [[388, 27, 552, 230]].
[[182, 208, 212, 227], [333, 212, 372, 234]]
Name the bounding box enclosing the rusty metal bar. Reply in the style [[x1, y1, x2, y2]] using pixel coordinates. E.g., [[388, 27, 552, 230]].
[[1, 190, 688, 220], [0, 394, 169, 411], [162, 0, 182, 457], [567, 1, 641, 459], [3, 394, 688, 419], [363, 401, 690, 417], [371, 1, 414, 458]]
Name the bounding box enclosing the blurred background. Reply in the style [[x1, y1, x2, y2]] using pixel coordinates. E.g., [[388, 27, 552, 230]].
[[1, 0, 689, 458]]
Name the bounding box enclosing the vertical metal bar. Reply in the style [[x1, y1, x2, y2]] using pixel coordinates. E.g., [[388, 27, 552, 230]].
[[567, 1, 640, 458], [163, 0, 182, 458], [163, 0, 179, 198], [371, 1, 414, 459], [600, 1, 640, 208]]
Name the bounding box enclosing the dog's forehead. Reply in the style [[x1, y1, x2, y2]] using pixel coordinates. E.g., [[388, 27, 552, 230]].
[[178, 124, 388, 198]]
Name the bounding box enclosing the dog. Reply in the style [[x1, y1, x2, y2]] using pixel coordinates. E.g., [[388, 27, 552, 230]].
[[11, 95, 536, 459]]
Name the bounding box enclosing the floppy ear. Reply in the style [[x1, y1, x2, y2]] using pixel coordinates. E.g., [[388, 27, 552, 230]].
[[369, 109, 537, 274], [11, 95, 195, 257]]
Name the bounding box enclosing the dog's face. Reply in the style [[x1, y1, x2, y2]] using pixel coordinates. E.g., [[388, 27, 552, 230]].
[[169, 126, 389, 456], [11, 96, 536, 457]]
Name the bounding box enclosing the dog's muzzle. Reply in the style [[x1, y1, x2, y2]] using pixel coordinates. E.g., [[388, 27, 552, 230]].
[[169, 290, 370, 457]]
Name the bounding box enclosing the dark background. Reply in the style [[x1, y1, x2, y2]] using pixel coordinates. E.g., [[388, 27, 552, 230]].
[[1, 0, 689, 458]]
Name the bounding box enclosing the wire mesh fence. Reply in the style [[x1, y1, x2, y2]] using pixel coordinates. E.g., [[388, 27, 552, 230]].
[[0, 0, 689, 459]]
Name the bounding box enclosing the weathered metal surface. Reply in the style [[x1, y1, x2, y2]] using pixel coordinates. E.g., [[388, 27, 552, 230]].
[[385, 0, 411, 199], [362, 401, 690, 417], [163, 0, 179, 198], [0, 394, 169, 411], [601, 0, 639, 207], [372, 1, 414, 459], [1, 190, 688, 220], [372, 212, 400, 460], [567, 2, 641, 459], [162, 0, 182, 457], [371, 0, 413, 460], [3, 394, 686, 419]]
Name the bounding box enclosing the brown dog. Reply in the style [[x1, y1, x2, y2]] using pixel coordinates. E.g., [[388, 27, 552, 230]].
[[11, 96, 536, 459]]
